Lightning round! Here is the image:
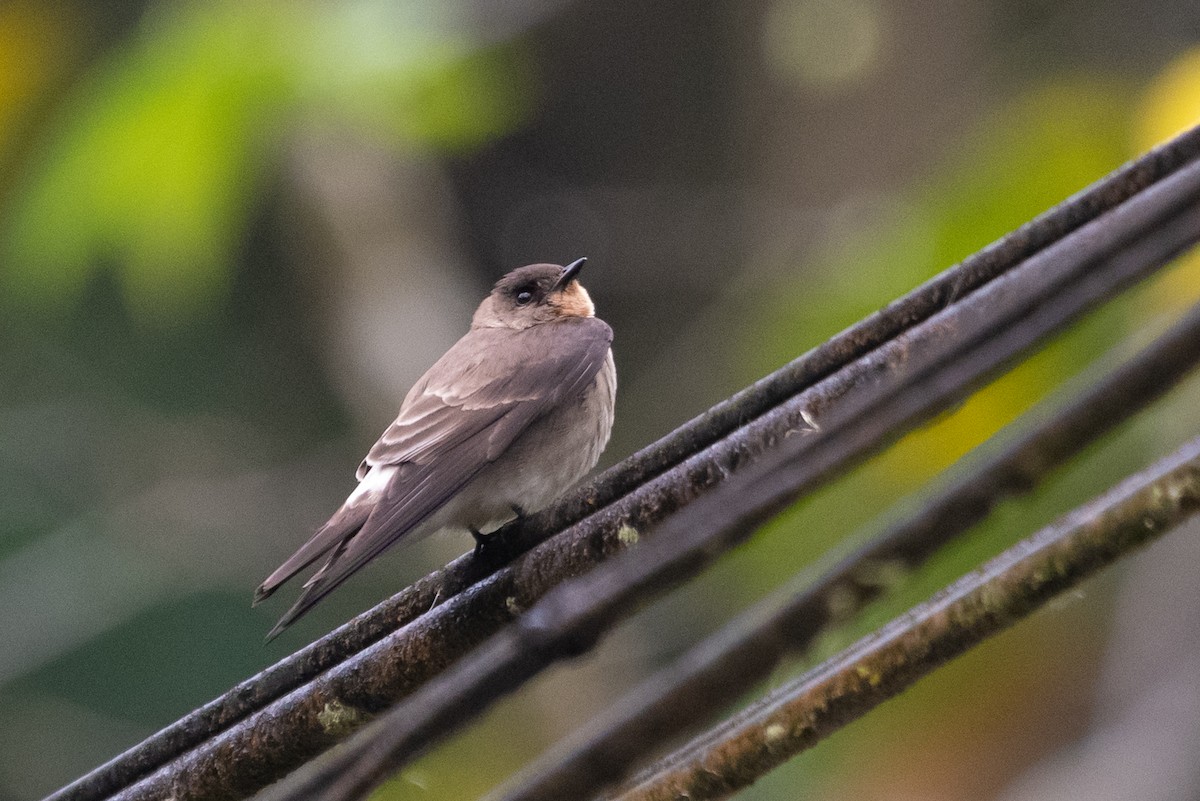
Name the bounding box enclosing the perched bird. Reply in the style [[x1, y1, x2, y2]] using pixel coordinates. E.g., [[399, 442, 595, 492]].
[[255, 258, 616, 639]]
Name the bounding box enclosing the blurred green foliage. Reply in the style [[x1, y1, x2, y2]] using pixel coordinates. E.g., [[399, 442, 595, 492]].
[[753, 77, 1131, 482], [1, 0, 530, 326]]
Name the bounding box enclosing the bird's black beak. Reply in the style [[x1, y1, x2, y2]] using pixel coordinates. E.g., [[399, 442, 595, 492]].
[[554, 257, 587, 290]]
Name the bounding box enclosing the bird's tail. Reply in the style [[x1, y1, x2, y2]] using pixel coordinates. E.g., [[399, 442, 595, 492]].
[[253, 503, 371, 608]]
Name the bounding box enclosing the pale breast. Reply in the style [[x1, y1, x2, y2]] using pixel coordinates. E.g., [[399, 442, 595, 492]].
[[452, 348, 616, 531]]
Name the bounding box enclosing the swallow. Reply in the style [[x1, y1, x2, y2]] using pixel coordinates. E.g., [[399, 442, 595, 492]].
[[255, 258, 616, 639]]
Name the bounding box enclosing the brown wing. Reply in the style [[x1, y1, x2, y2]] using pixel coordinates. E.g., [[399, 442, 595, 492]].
[[358, 327, 581, 476], [262, 317, 612, 636]]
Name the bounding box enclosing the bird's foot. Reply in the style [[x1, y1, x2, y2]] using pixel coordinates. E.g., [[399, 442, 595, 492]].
[[470, 527, 489, 557], [470, 525, 515, 566]]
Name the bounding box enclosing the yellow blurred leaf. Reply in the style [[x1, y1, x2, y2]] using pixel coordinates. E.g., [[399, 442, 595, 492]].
[[1137, 46, 1200, 314], [0, 3, 73, 158]]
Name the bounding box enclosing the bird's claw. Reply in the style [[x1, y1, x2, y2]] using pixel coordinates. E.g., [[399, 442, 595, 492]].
[[470, 527, 489, 557]]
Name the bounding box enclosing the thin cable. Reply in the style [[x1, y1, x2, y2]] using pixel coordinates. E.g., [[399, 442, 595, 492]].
[[252, 151, 1200, 801]]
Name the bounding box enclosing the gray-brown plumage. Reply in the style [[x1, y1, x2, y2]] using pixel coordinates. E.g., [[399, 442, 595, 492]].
[[255, 259, 615, 639]]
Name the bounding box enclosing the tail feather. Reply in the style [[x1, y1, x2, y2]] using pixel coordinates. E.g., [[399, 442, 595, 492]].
[[263, 537, 355, 641], [254, 504, 371, 607]]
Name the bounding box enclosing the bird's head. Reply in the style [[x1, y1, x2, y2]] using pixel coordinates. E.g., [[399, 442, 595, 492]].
[[472, 258, 595, 329]]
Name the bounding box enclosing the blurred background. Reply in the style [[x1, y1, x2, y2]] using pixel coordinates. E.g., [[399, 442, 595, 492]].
[[2, 1, 1200, 799]]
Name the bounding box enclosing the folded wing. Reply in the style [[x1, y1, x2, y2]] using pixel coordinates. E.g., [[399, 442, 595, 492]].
[[258, 317, 612, 636]]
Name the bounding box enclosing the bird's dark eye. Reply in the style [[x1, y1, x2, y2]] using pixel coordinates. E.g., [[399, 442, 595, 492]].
[[515, 287, 535, 305]]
